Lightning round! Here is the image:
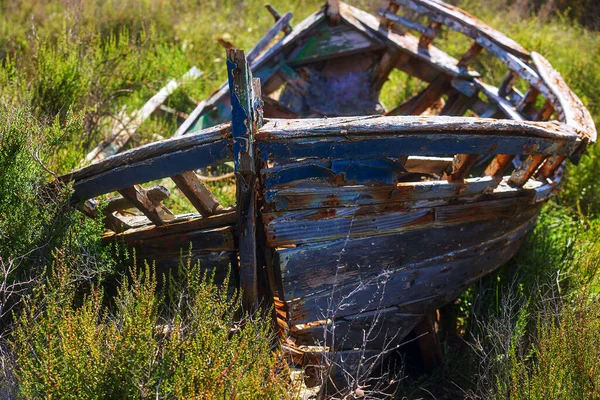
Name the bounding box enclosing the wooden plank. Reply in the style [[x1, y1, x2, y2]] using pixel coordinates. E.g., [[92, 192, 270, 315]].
[[265, 5, 292, 35], [537, 155, 565, 180], [474, 79, 524, 121], [70, 138, 232, 201], [247, 12, 294, 64], [264, 176, 500, 212], [102, 211, 237, 244], [484, 154, 515, 178], [276, 201, 538, 302], [326, 0, 341, 25], [386, 76, 450, 116], [104, 185, 170, 214], [227, 49, 261, 309], [446, 153, 478, 181], [392, 0, 530, 59], [118, 185, 175, 226], [87, 67, 202, 162], [257, 115, 578, 141], [531, 51, 597, 143], [414, 315, 443, 369], [405, 156, 452, 175], [371, 48, 400, 91], [262, 157, 408, 188], [264, 207, 434, 246], [171, 171, 220, 216], [286, 19, 384, 66], [509, 154, 546, 187], [283, 213, 538, 325], [458, 42, 483, 66], [293, 307, 424, 350], [339, 3, 478, 79], [377, 8, 437, 38]]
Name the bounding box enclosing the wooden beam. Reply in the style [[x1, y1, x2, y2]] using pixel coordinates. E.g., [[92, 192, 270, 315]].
[[326, 0, 340, 25], [484, 154, 515, 178], [509, 154, 546, 187], [265, 5, 292, 34], [446, 153, 479, 181], [172, 171, 220, 216], [458, 42, 483, 66], [227, 49, 262, 309], [118, 185, 175, 226], [414, 314, 443, 370], [537, 155, 565, 180], [247, 12, 294, 64], [386, 76, 450, 116], [105, 185, 170, 214]]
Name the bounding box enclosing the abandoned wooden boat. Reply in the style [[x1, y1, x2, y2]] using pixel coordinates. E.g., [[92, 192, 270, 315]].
[[59, 0, 596, 394]]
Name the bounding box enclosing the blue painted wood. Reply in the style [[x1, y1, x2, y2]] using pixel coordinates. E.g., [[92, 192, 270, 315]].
[[257, 134, 574, 164], [282, 213, 538, 325], [71, 139, 232, 201], [262, 157, 408, 187], [274, 201, 539, 300], [263, 176, 499, 211]]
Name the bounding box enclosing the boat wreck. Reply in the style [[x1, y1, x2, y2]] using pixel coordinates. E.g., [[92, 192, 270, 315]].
[[58, 0, 596, 394]]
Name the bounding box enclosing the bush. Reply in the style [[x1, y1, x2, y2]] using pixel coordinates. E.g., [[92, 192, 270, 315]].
[[11, 256, 294, 399]]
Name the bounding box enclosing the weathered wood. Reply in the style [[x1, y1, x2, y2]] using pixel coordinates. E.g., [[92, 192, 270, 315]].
[[104, 185, 170, 214], [392, 0, 530, 59], [339, 3, 478, 79], [377, 8, 437, 39], [247, 12, 294, 64], [414, 315, 443, 369], [265, 5, 292, 35], [262, 157, 408, 187], [227, 49, 262, 309], [508, 154, 546, 187], [537, 155, 565, 180], [118, 185, 175, 226], [172, 171, 220, 216], [458, 42, 483, 66], [283, 213, 537, 324], [371, 48, 401, 91], [474, 79, 524, 121], [484, 154, 515, 178], [286, 20, 383, 66], [418, 20, 442, 47], [447, 153, 479, 181], [264, 176, 500, 212], [531, 51, 597, 143], [386, 76, 450, 116], [326, 0, 341, 25], [405, 156, 452, 175], [102, 211, 236, 243], [87, 67, 202, 162], [293, 307, 424, 350]]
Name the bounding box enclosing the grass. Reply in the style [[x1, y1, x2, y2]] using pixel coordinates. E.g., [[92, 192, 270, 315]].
[[1, 0, 600, 398]]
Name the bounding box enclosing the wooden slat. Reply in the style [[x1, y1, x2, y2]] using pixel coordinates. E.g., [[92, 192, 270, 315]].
[[104, 185, 170, 214], [264, 176, 500, 212], [484, 154, 515, 178], [172, 171, 220, 216], [531, 51, 596, 143], [371, 48, 400, 91], [227, 49, 261, 309], [265, 5, 292, 35], [393, 0, 530, 59], [247, 12, 294, 64], [474, 79, 524, 121], [339, 3, 478, 79], [508, 154, 546, 187], [447, 153, 478, 181], [386, 76, 450, 116], [118, 185, 174, 226], [537, 155, 565, 180], [377, 8, 437, 38], [458, 42, 483, 66], [87, 67, 202, 162]]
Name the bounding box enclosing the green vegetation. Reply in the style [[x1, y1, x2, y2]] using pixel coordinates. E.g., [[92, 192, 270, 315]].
[[1, 0, 600, 399]]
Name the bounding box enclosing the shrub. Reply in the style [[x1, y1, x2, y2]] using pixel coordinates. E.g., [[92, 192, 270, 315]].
[[11, 256, 294, 399]]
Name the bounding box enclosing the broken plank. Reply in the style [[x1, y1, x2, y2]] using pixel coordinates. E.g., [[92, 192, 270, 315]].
[[484, 154, 515, 178], [509, 154, 546, 187], [377, 8, 437, 38], [87, 66, 202, 162], [247, 12, 294, 64], [446, 153, 479, 181], [118, 185, 175, 226], [172, 171, 220, 216], [339, 3, 478, 79]]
